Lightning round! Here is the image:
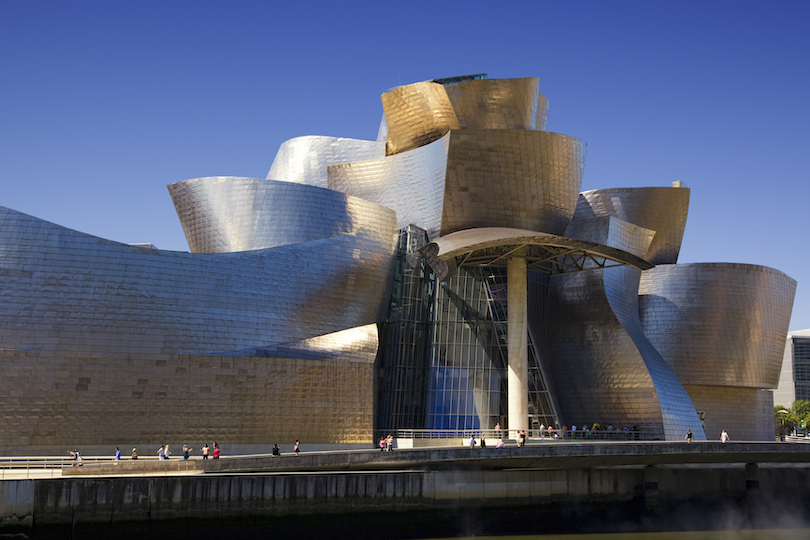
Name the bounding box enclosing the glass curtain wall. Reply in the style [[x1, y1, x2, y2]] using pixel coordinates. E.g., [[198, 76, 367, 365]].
[[378, 234, 560, 433], [375, 225, 435, 431], [794, 337, 810, 401], [527, 270, 560, 430], [426, 268, 508, 430]]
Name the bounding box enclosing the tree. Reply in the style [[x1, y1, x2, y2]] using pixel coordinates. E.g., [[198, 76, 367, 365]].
[[774, 401, 810, 438], [792, 400, 810, 426]]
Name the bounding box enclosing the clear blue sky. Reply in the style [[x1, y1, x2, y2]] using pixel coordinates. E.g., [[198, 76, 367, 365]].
[[2, 1, 808, 331]]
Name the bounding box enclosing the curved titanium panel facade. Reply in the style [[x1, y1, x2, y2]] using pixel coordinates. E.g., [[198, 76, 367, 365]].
[[229, 324, 379, 362], [327, 133, 451, 240], [547, 269, 665, 436], [683, 385, 775, 442], [444, 78, 544, 130], [442, 130, 585, 236], [0, 206, 397, 357], [381, 81, 460, 155], [266, 135, 385, 188], [564, 215, 655, 260], [573, 187, 690, 264], [545, 217, 705, 440], [168, 176, 397, 254], [639, 263, 797, 388], [536, 94, 549, 131]]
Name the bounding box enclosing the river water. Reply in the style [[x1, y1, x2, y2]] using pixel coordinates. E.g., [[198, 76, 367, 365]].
[[423, 531, 810, 540]]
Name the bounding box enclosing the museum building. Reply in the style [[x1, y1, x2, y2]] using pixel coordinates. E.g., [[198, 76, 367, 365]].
[[0, 74, 796, 453]]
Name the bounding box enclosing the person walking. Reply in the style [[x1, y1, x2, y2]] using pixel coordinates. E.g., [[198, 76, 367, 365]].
[[114, 447, 121, 460], [685, 429, 693, 443], [293, 439, 300, 456], [469, 435, 476, 448], [131, 448, 138, 460], [720, 430, 730, 443]]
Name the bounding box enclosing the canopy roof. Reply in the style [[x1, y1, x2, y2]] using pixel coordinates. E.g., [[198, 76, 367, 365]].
[[419, 227, 654, 281]]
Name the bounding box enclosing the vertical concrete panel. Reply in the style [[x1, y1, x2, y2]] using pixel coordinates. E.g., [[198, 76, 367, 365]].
[[433, 472, 460, 500], [483, 471, 509, 499], [0, 480, 33, 528], [422, 471, 435, 501], [112, 478, 150, 522], [457, 471, 485, 500], [550, 470, 568, 496], [529, 470, 553, 499], [568, 469, 590, 497], [505, 470, 532, 499]]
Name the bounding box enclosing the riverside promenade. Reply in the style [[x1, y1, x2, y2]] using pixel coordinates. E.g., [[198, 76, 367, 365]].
[[3, 441, 810, 539]]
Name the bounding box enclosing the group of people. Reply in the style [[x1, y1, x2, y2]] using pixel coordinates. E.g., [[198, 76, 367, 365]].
[[112, 442, 222, 460], [378, 434, 394, 451], [685, 429, 730, 443], [269, 440, 299, 456]]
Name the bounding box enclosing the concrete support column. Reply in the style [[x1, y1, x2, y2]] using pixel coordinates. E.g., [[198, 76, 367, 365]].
[[507, 247, 528, 438], [644, 464, 659, 507]]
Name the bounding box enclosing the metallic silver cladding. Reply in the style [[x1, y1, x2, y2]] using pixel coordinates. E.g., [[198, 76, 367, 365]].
[[266, 135, 385, 188], [547, 216, 705, 440], [442, 130, 585, 236], [381, 81, 460, 155], [327, 132, 451, 241], [547, 269, 666, 437], [573, 187, 690, 264], [639, 263, 797, 389], [564, 215, 655, 260], [683, 386, 775, 442], [225, 324, 379, 362], [167, 176, 397, 254], [0, 206, 397, 357], [444, 78, 544, 130]]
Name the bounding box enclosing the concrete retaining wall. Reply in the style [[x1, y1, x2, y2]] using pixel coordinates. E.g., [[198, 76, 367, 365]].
[[3, 464, 810, 538]]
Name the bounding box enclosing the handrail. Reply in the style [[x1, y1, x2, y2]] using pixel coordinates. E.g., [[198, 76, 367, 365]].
[[0, 455, 197, 479], [380, 428, 650, 441]]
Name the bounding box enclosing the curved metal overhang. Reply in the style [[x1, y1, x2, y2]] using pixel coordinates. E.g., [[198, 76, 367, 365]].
[[419, 227, 654, 281]]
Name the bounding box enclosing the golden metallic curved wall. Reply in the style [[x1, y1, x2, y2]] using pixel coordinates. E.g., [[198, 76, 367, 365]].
[[639, 263, 797, 389], [442, 129, 585, 236], [536, 94, 549, 131], [381, 81, 460, 155], [444, 77, 545, 130], [684, 385, 774, 442], [574, 187, 689, 264], [168, 176, 397, 254]]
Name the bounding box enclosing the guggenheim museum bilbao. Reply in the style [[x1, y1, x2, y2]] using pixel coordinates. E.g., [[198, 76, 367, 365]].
[[0, 74, 797, 453]]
